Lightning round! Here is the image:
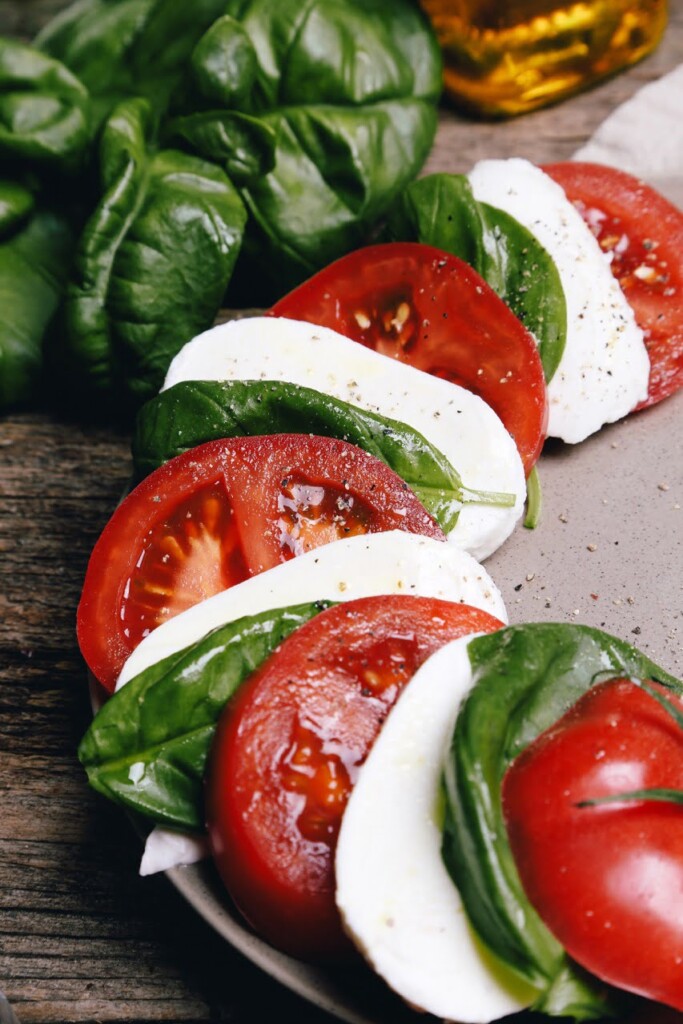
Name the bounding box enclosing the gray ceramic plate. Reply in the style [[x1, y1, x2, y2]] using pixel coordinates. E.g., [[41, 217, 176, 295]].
[[159, 381, 682, 1023]]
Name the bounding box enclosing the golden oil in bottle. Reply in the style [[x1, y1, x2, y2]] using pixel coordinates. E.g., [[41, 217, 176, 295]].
[[420, 0, 668, 116]]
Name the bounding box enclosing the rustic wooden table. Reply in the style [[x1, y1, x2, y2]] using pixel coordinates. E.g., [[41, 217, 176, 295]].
[[1, 3, 682, 1022]]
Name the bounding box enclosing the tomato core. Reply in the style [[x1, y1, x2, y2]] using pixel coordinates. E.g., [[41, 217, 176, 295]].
[[120, 480, 250, 650]]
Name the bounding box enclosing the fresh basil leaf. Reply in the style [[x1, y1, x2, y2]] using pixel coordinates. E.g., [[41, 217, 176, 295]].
[[0, 206, 74, 409], [164, 110, 276, 184], [386, 172, 485, 266], [0, 37, 91, 173], [175, 15, 258, 112], [36, 0, 227, 127], [0, 180, 35, 238], [132, 379, 514, 533], [243, 100, 438, 289], [386, 173, 567, 382], [184, 0, 442, 299], [79, 600, 331, 831], [443, 623, 681, 1018], [48, 97, 247, 414]]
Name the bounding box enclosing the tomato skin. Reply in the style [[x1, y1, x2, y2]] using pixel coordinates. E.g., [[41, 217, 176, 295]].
[[270, 242, 548, 476], [78, 435, 444, 693], [544, 162, 683, 409], [502, 678, 683, 1012], [206, 595, 503, 960]]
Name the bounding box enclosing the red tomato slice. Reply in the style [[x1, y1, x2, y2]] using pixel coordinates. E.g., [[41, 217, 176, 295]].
[[78, 436, 443, 693], [206, 595, 503, 961], [502, 677, 683, 1012], [270, 242, 548, 476], [544, 162, 683, 408]]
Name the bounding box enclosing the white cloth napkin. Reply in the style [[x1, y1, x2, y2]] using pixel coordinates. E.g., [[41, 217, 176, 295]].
[[573, 63, 683, 206]]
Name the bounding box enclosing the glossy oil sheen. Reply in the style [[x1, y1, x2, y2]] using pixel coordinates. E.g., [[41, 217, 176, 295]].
[[420, 0, 667, 116]]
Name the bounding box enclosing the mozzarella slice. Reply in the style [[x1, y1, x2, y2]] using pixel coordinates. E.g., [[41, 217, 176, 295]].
[[139, 828, 209, 877], [336, 636, 533, 1023], [163, 315, 525, 561], [468, 158, 649, 444], [117, 531, 506, 688]]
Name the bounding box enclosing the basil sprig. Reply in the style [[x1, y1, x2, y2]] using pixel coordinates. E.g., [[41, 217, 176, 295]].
[[79, 600, 331, 831], [443, 623, 681, 1020], [132, 379, 515, 533], [386, 173, 567, 382]]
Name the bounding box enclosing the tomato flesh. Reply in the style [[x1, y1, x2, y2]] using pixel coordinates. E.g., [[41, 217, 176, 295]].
[[503, 678, 683, 1012], [544, 162, 683, 408], [78, 435, 443, 693], [206, 595, 503, 960], [276, 473, 371, 557], [121, 480, 250, 651], [270, 242, 548, 476]]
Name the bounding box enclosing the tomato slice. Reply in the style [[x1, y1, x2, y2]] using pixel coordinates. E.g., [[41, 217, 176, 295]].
[[544, 162, 683, 408], [502, 677, 683, 1012], [78, 435, 444, 692], [205, 595, 503, 960], [270, 242, 548, 476]]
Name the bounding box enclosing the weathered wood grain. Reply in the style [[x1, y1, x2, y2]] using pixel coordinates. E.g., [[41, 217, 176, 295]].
[[0, 0, 69, 38], [1, 3, 682, 1023]]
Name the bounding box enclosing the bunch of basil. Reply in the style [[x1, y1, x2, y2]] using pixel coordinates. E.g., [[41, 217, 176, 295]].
[[1, 0, 442, 415]]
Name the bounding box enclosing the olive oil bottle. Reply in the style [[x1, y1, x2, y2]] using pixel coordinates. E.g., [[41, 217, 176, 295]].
[[420, 0, 667, 116]]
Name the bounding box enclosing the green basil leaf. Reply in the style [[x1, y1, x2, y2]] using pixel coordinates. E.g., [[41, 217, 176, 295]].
[[0, 206, 74, 409], [179, 15, 258, 111], [0, 180, 35, 238], [164, 110, 276, 184], [132, 379, 514, 533], [183, 0, 442, 299], [443, 623, 681, 1017], [79, 600, 331, 831], [36, 0, 227, 127], [0, 37, 91, 173], [241, 100, 438, 294], [386, 173, 567, 382], [49, 97, 247, 413]]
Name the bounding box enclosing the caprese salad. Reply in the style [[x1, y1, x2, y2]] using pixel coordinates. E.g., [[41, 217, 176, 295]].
[[76, 159, 683, 1024]]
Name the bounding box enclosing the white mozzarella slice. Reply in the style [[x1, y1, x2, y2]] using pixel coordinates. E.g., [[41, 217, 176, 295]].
[[468, 158, 649, 444], [117, 531, 506, 689], [163, 315, 525, 561], [139, 828, 208, 877], [336, 636, 532, 1023]]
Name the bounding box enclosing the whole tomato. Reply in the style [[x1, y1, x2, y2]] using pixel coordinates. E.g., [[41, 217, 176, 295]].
[[502, 677, 683, 1013]]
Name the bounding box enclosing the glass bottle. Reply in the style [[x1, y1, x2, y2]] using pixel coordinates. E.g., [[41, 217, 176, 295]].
[[420, 0, 668, 117]]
